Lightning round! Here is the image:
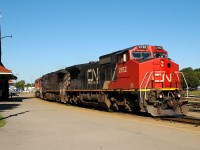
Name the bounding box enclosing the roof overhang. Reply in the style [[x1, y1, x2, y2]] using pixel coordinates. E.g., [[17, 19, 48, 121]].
[[0, 65, 17, 80]]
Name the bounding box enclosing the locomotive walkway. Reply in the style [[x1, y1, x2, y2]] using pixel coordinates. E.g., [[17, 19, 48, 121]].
[[0, 94, 200, 150]]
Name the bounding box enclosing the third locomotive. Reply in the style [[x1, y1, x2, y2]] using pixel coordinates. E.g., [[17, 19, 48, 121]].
[[35, 45, 188, 116]]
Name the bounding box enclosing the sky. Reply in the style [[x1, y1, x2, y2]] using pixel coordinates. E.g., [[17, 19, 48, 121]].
[[0, 0, 200, 84]]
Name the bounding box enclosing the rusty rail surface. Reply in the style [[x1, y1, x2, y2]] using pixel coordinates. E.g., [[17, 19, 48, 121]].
[[187, 97, 200, 112], [160, 116, 200, 126], [188, 101, 200, 111]]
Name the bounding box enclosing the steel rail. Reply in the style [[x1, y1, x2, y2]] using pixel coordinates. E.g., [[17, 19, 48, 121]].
[[160, 116, 200, 126]]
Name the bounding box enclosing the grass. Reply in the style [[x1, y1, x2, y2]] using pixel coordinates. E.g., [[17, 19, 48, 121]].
[[0, 114, 6, 127], [188, 90, 200, 97]]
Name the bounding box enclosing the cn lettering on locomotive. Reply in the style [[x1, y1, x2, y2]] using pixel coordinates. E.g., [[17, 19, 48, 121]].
[[35, 45, 188, 116], [154, 73, 172, 83], [87, 68, 99, 85]]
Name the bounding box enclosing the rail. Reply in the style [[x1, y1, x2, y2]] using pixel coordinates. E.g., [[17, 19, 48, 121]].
[[187, 98, 200, 111], [160, 116, 200, 126]]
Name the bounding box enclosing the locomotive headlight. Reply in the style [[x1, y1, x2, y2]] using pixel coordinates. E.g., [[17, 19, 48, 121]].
[[177, 93, 181, 98], [159, 94, 163, 99], [175, 93, 181, 99]]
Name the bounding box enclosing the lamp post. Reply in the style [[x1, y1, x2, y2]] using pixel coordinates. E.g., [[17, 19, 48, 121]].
[[1, 35, 12, 39], [0, 27, 12, 65]]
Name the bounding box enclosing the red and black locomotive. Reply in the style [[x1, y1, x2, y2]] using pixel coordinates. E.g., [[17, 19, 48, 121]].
[[35, 45, 188, 116]]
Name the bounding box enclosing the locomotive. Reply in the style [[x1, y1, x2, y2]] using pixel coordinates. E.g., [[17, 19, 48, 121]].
[[35, 45, 188, 116]]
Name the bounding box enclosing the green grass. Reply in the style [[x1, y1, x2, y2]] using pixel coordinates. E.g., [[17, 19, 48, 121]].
[[188, 90, 200, 97], [0, 114, 6, 127]]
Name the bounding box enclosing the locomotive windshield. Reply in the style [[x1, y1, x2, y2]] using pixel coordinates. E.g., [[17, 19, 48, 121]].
[[132, 52, 151, 59], [154, 52, 167, 58]]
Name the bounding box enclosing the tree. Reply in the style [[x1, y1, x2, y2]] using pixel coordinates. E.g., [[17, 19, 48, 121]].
[[24, 83, 35, 87], [181, 67, 199, 89], [194, 68, 200, 85], [15, 80, 25, 90], [24, 83, 31, 87]]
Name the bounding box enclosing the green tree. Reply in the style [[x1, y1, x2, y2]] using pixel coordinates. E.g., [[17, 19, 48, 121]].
[[25, 83, 31, 87], [15, 80, 25, 89], [24, 83, 35, 87], [194, 68, 200, 85], [181, 67, 199, 89]]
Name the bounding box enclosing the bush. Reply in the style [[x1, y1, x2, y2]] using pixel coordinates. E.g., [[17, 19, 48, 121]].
[[0, 114, 6, 127]]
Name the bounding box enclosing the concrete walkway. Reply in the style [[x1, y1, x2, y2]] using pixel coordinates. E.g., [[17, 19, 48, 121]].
[[0, 96, 200, 150]]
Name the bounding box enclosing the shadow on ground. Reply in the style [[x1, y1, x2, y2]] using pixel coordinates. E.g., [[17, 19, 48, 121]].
[[0, 95, 34, 112], [0, 111, 29, 120], [0, 95, 32, 120]]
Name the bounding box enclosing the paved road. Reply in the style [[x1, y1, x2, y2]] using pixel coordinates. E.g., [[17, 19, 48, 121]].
[[0, 96, 200, 150]]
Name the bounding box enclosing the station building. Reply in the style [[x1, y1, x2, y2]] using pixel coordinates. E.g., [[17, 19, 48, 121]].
[[0, 65, 16, 98], [0, 29, 17, 99]]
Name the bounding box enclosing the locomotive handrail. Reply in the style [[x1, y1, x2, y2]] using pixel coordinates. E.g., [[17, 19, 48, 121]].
[[144, 71, 154, 99], [174, 71, 189, 98], [140, 72, 149, 99], [112, 64, 117, 81]]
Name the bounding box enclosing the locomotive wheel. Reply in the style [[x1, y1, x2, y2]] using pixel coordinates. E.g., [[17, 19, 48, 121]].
[[43, 94, 47, 100], [112, 103, 119, 111]]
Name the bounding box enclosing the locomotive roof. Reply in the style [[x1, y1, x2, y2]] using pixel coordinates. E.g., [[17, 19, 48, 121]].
[[99, 46, 136, 59], [65, 63, 90, 71], [99, 46, 136, 65], [65, 61, 99, 72], [54, 69, 68, 74]]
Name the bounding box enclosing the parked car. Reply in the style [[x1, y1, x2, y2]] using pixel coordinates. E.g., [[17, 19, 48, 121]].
[[9, 88, 19, 96]]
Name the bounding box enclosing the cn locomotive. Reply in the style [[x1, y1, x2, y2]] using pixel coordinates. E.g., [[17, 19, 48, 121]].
[[35, 45, 188, 116]]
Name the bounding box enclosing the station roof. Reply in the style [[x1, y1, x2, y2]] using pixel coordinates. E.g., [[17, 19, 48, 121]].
[[0, 65, 12, 74], [0, 65, 17, 80]]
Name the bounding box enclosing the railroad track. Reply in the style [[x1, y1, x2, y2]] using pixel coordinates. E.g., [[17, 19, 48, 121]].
[[160, 116, 200, 126], [186, 97, 200, 112], [188, 101, 200, 111]]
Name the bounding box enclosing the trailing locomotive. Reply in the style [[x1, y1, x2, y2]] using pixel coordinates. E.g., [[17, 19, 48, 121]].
[[35, 45, 188, 116]]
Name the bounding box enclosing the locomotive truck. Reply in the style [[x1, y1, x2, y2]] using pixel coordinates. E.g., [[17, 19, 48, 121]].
[[35, 45, 188, 116]]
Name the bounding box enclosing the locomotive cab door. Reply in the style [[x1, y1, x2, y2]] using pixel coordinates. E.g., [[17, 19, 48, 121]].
[[116, 52, 129, 78], [109, 52, 131, 89]]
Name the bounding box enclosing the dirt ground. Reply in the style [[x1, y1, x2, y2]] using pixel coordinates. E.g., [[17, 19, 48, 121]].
[[0, 95, 200, 150]]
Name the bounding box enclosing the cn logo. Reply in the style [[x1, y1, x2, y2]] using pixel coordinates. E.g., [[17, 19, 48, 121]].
[[154, 73, 172, 83], [87, 68, 99, 84]]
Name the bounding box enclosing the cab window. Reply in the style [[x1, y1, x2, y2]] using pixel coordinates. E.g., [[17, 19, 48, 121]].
[[154, 52, 167, 58], [132, 52, 151, 59]]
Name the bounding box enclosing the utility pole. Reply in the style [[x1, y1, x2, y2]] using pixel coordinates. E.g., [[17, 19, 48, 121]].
[[0, 26, 12, 66]]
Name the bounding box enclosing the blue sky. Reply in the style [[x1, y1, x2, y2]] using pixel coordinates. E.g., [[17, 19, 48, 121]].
[[0, 0, 200, 83]]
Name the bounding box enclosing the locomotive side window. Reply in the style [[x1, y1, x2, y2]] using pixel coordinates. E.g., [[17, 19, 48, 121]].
[[132, 52, 151, 59], [117, 53, 128, 63], [154, 52, 167, 58]]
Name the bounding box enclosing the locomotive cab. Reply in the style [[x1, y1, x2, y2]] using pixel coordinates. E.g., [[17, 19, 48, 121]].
[[131, 45, 168, 60], [109, 45, 188, 116]]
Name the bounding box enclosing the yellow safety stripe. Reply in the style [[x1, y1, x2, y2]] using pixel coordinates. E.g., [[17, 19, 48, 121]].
[[44, 88, 180, 93]]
